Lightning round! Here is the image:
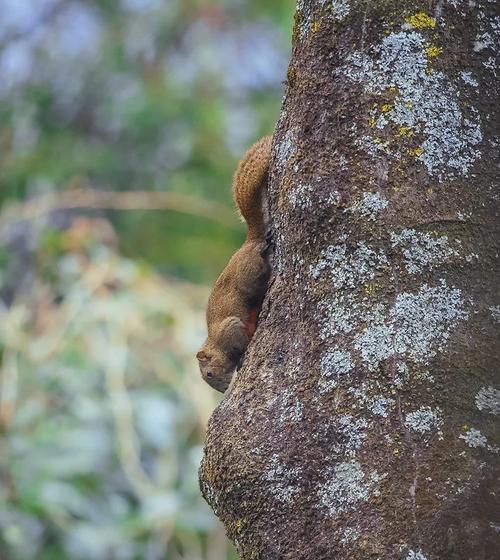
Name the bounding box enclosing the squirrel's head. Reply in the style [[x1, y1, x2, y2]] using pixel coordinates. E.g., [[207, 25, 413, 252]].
[[196, 347, 235, 393]]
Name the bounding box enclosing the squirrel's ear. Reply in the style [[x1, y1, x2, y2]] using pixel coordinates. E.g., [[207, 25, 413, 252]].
[[196, 350, 210, 361]]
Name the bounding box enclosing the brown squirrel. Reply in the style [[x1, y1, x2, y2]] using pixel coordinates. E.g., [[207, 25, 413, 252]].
[[196, 135, 272, 392]]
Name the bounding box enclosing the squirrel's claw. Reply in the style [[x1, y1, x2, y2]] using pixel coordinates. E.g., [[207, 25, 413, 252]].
[[260, 229, 274, 257], [235, 353, 246, 371]]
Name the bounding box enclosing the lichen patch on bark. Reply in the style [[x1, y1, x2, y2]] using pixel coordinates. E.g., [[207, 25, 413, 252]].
[[317, 461, 383, 516], [342, 29, 483, 178], [475, 386, 500, 415]]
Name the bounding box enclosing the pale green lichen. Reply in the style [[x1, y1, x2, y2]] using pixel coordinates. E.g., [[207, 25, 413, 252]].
[[473, 7, 499, 73], [335, 415, 369, 456], [392, 364, 434, 389], [318, 461, 382, 516], [405, 406, 443, 434], [326, 190, 342, 205], [316, 250, 468, 379], [264, 454, 302, 503], [310, 242, 389, 289], [319, 348, 354, 392], [476, 386, 500, 415], [368, 395, 394, 418], [288, 183, 340, 210], [288, 183, 314, 209], [483, 56, 496, 73], [274, 389, 304, 423], [319, 291, 388, 340], [330, 0, 350, 21], [474, 32, 494, 52], [340, 526, 361, 545], [390, 229, 460, 274], [319, 294, 361, 338], [458, 426, 499, 454], [406, 551, 428, 560], [275, 129, 295, 172], [348, 383, 396, 417], [461, 71, 479, 87], [343, 30, 482, 178], [350, 191, 389, 221], [334, 150, 349, 170], [459, 427, 488, 448], [296, 0, 336, 39], [357, 134, 391, 158], [353, 281, 467, 370], [295, 1, 312, 39]]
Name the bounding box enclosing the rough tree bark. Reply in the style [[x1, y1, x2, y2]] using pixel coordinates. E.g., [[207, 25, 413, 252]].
[[199, 1, 500, 559]]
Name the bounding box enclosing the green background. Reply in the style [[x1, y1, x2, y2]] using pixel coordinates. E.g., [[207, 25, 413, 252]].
[[0, 1, 294, 558]]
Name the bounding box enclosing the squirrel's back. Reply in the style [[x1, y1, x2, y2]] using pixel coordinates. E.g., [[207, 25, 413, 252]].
[[232, 135, 272, 241]]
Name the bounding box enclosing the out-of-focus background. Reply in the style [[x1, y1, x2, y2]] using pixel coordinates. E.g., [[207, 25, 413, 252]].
[[0, 1, 293, 558]]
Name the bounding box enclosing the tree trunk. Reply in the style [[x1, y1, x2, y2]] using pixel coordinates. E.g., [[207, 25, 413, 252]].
[[199, 1, 500, 558]]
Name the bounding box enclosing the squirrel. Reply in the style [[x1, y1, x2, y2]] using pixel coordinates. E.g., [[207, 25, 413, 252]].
[[196, 135, 273, 393]]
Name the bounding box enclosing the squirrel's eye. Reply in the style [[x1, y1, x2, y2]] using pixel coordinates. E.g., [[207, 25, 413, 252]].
[[206, 372, 213, 379]]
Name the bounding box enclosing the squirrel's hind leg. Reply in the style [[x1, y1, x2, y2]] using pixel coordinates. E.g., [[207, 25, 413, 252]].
[[236, 243, 270, 300], [215, 316, 249, 362]]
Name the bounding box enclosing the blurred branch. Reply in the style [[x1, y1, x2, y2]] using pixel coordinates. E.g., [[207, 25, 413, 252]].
[[103, 328, 177, 548], [104, 329, 159, 499], [0, 189, 239, 234]]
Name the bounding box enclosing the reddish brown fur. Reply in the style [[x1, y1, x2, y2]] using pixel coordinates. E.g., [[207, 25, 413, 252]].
[[245, 307, 260, 338], [232, 135, 272, 241], [197, 136, 272, 392]]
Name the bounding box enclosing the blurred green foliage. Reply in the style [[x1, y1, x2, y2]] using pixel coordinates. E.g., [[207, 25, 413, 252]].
[[0, 0, 293, 282], [0, 1, 294, 558], [0, 220, 224, 559]]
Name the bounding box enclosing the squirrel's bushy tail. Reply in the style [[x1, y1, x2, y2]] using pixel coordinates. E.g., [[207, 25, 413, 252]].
[[232, 135, 272, 241]]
